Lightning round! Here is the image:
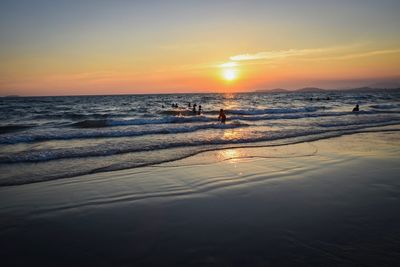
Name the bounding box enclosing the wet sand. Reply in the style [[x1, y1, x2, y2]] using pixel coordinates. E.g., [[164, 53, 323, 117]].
[[1, 131, 400, 266]]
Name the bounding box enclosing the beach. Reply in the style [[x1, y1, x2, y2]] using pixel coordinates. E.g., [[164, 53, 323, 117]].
[[2, 0, 400, 265], [1, 130, 400, 266]]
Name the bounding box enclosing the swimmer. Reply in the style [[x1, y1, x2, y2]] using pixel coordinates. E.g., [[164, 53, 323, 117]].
[[218, 109, 226, 124]]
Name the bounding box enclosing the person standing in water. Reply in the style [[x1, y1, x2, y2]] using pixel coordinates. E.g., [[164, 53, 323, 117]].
[[198, 105, 202, 115], [218, 109, 226, 124], [352, 104, 359, 112], [192, 104, 197, 114]]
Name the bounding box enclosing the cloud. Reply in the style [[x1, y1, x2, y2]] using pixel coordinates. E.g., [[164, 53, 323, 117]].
[[307, 49, 400, 61], [230, 48, 328, 61], [229, 45, 400, 64], [219, 62, 239, 68]]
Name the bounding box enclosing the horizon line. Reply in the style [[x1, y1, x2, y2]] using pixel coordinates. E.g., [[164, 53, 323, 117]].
[[2, 87, 400, 98]]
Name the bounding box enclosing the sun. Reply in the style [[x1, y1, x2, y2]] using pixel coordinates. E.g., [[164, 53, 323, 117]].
[[219, 62, 239, 82], [223, 69, 237, 81]]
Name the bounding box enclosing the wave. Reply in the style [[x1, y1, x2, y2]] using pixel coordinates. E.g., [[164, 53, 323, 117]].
[[70, 109, 398, 128], [1, 120, 399, 164], [227, 106, 328, 115], [0, 122, 249, 144], [314, 117, 400, 128], [157, 106, 332, 117], [1, 125, 399, 186], [1, 110, 399, 144], [71, 119, 109, 128], [70, 116, 212, 128], [370, 104, 399, 110], [158, 109, 197, 116], [230, 110, 398, 121], [32, 112, 125, 120], [0, 125, 33, 135]]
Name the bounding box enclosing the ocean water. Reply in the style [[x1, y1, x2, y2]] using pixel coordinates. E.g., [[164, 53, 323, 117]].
[[1, 90, 399, 186]]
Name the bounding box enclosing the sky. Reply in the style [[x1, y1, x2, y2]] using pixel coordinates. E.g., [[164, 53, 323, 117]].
[[1, 0, 400, 96]]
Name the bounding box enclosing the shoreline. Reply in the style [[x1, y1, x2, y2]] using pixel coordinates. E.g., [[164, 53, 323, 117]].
[[2, 124, 400, 187], [1, 130, 400, 266]]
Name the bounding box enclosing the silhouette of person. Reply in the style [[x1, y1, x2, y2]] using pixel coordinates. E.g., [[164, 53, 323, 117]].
[[352, 104, 359, 112], [218, 109, 226, 124], [192, 104, 197, 113], [198, 105, 202, 115], [188, 102, 191, 108]]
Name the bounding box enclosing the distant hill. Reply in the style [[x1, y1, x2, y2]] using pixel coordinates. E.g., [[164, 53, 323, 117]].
[[340, 87, 400, 92], [255, 88, 289, 93], [255, 86, 400, 93], [295, 87, 326, 93], [368, 81, 400, 89], [255, 87, 326, 93]]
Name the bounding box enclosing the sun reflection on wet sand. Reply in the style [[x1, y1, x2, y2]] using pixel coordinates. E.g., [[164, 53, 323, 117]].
[[216, 148, 247, 163], [215, 148, 250, 177]]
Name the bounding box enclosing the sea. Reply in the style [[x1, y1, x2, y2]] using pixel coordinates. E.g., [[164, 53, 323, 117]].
[[1, 90, 399, 186]]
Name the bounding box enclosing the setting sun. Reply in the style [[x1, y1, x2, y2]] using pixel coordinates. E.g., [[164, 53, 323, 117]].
[[223, 69, 237, 81]]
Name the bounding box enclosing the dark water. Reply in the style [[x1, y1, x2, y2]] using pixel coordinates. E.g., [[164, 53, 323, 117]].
[[1, 90, 400, 185]]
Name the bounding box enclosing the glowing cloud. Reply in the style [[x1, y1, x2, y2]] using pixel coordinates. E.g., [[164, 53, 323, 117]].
[[230, 49, 313, 61], [229, 45, 400, 63], [219, 62, 239, 68]]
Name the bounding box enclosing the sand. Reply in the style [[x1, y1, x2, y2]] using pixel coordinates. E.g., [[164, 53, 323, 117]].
[[1, 131, 400, 266]]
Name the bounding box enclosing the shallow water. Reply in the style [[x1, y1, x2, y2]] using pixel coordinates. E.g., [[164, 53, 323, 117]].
[[1, 90, 399, 185]]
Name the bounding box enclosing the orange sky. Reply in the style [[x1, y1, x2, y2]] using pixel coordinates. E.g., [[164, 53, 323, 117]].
[[1, 1, 400, 96]]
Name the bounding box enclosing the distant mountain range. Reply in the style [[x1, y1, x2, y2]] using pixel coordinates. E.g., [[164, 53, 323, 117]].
[[256, 86, 400, 93]]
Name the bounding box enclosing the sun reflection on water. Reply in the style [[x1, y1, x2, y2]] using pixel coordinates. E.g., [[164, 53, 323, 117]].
[[222, 129, 244, 140], [221, 93, 240, 110]]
